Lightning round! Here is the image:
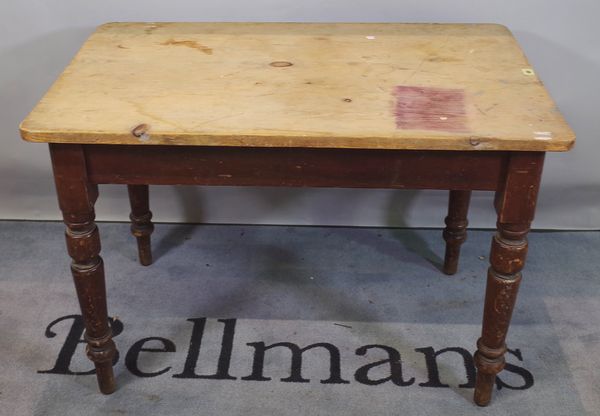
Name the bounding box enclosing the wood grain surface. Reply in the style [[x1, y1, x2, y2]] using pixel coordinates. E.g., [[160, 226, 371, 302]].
[[21, 23, 575, 151]]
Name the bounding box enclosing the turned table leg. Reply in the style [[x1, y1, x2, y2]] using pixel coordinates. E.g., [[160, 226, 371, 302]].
[[473, 152, 544, 406], [443, 190, 471, 275], [50, 144, 117, 394], [127, 185, 154, 266]]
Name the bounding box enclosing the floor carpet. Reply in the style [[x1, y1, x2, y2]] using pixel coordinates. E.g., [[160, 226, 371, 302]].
[[1, 221, 599, 415]]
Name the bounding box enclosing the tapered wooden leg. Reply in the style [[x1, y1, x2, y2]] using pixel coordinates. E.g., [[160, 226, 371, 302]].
[[68, 215, 117, 393], [443, 190, 471, 275], [473, 152, 544, 406], [51, 144, 117, 394], [127, 185, 154, 266], [474, 222, 526, 405]]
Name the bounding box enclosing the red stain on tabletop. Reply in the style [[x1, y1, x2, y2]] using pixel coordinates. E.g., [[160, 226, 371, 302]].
[[392, 86, 467, 132]]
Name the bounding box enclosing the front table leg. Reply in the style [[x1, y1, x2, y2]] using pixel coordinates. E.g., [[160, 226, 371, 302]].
[[473, 152, 544, 406], [474, 222, 527, 405], [51, 144, 117, 394]]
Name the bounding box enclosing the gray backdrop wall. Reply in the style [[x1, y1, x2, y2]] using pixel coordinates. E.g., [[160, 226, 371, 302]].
[[1, 1, 598, 229]]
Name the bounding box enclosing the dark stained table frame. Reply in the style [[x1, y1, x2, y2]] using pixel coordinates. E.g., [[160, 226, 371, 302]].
[[50, 143, 544, 406]]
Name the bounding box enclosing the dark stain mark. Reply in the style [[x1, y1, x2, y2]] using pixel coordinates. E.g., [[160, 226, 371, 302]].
[[117, 44, 129, 49], [343, 98, 353, 103], [161, 39, 213, 55], [474, 104, 487, 115], [426, 55, 462, 63], [333, 323, 353, 329], [392, 86, 468, 132], [484, 103, 499, 113], [270, 61, 293, 67], [131, 124, 149, 137]]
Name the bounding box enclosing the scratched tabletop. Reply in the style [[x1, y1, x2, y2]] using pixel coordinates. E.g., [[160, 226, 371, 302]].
[[20, 22, 574, 151]]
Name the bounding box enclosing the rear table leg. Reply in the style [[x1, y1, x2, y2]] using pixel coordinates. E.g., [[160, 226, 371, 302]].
[[127, 185, 154, 266], [443, 190, 471, 275]]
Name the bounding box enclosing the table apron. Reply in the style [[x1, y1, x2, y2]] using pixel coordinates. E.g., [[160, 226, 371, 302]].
[[79, 144, 511, 191]]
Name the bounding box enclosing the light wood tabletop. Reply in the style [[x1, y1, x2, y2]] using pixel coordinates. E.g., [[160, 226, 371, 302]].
[[20, 22, 574, 151]]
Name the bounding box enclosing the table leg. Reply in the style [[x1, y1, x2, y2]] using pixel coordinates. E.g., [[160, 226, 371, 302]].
[[473, 152, 544, 406], [442, 190, 471, 275], [50, 144, 117, 394], [127, 185, 154, 266]]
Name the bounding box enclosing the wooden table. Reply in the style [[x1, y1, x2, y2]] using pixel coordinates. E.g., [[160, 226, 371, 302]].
[[20, 22, 574, 406]]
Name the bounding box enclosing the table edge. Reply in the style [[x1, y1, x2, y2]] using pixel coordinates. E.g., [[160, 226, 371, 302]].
[[20, 124, 575, 152]]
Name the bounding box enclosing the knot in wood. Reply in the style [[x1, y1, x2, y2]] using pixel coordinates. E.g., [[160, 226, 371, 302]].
[[132, 124, 149, 137], [269, 61, 293, 67]]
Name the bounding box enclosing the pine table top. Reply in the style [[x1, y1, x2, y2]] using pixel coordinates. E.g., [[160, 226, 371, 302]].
[[20, 22, 575, 151]]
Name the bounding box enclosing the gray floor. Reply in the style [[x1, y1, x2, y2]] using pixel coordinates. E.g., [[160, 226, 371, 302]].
[[1, 221, 599, 415]]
